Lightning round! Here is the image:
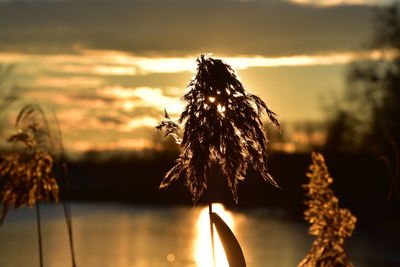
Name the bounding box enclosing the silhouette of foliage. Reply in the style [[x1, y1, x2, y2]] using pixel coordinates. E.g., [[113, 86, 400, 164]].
[[324, 4, 400, 155], [299, 152, 356, 267], [157, 54, 279, 202], [323, 111, 359, 154], [0, 104, 59, 224], [157, 109, 182, 145]]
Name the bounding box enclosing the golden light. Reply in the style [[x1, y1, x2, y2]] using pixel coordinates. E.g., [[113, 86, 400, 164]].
[[101, 86, 184, 115], [122, 101, 135, 111], [207, 97, 226, 114], [31, 76, 103, 89], [122, 117, 159, 131], [287, 0, 382, 6], [194, 203, 234, 267], [67, 138, 157, 152], [93, 65, 137, 75], [217, 104, 226, 113], [166, 253, 176, 263]]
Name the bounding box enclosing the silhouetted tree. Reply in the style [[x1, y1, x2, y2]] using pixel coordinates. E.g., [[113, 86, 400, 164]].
[[324, 4, 400, 155], [323, 111, 359, 153]]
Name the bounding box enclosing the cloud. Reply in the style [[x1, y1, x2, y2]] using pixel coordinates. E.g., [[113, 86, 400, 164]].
[[66, 138, 158, 152], [100, 86, 184, 115], [97, 115, 124, 125], [71, 92, 116, 103], [0, 0, 388, 155], [31, 76, 103, 89], [0, 0, 375, 57], [120, 117, 159, 132], [1, 49, 385, 82], [286, 0, 392, 6], [15, 82, 183, 153], [3, 46, 384, 153], [118, 106, 163, 118]]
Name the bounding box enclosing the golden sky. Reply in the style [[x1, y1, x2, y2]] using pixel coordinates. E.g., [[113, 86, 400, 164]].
[[0, 0, 390, 155]]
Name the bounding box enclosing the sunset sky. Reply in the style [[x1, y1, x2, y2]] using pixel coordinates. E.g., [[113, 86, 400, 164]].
[[0, 0, 393, 155]]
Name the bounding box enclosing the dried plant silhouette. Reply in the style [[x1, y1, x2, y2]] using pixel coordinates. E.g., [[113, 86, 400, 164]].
[[0, 104, 77, 267], [157, 54, 280, 203], [157, 54, 279, 267], [299, 152, 357, 267]]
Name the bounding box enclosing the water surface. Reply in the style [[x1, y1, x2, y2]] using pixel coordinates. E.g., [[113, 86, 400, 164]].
[[0, 203, 398, 267]]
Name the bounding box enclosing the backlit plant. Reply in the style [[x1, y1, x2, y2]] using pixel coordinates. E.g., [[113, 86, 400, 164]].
[[299, 152, 357, 267], [0, 104, 79, 267], [157, 54, 279, 267], [0, 104, 59, 223], [157, 54, 280, 203]]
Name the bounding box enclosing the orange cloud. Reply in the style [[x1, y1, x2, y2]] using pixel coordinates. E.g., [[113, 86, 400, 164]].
[[0, 49, 390, 79], [67, 138, 158, 152], [287, 0, 389, 6]]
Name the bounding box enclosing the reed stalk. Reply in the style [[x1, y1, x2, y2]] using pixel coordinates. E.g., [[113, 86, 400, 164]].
[[157, 55, 279, 267], [61, 176, 77, 267], [208, 202, 216, 267], [36, 203, 44, 267]]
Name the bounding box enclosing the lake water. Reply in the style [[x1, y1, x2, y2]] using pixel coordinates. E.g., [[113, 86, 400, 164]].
[[0, 203, 399, 267]]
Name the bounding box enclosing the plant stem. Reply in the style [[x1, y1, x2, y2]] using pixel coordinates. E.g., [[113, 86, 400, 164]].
[[209, 202, 216, 267], [36, 203, 44, 267], [62, 163, 77, 267], [63, 201, 77, 267], [55, 113, 78, 267]]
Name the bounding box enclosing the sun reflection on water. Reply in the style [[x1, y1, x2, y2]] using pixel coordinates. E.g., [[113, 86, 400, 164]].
[[194, 203, 234, 267]]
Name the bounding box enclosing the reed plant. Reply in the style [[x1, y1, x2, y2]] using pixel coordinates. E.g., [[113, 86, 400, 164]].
[[157, 54, 279, 267], [0, 104, 59, 223], [157, 54, 279, 202], [0, 104, 77, 267], [299, 152, 357, 267]]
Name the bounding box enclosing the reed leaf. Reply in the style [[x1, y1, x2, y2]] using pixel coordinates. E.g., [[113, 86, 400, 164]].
[[211, 212, 247, 267]]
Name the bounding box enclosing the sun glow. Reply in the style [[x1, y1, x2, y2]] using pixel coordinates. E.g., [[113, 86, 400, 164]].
[[217, 104, 226, 114], [122, 117, 159, 131], [101, 86, 184, 115], [194, 204, 234, 267]]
